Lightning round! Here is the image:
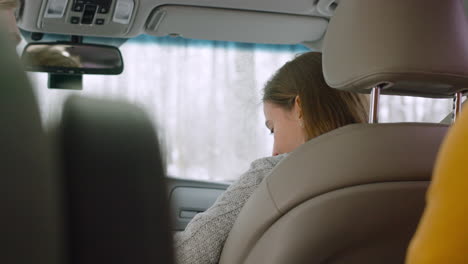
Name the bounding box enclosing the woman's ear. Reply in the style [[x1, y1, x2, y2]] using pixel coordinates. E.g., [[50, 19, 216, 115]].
[[294, 95, 303, 120]]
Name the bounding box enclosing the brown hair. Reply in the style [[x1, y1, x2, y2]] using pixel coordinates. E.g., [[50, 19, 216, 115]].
[[263, 52, 369, 140], [0, 0, 18, 9]]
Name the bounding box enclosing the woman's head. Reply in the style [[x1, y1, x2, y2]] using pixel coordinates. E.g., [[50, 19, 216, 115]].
[[0, 0, 20, 46], [263, 52, 369, 156]]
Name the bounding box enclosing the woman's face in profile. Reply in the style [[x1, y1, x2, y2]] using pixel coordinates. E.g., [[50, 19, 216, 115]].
[[263, 101, 306, 156]]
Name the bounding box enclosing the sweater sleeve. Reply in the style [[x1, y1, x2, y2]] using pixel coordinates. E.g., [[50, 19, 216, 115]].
[[174, 154, 286, 264]]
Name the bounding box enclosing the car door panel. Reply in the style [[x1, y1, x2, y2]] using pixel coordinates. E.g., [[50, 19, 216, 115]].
[[167, 177, 229, 230]]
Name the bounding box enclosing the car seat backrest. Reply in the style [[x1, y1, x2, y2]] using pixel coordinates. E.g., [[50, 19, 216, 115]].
[[57, 96, 174, 264], [0, 26, 62, 264], [220, 123, 448, 264]]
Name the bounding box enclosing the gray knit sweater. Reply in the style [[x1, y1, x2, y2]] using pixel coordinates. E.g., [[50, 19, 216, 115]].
[[174, 154, 287, 264]]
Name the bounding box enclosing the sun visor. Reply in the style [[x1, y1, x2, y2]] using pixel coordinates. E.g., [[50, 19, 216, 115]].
[[323, 0, 468, 98], [145, 5, 328, 45]]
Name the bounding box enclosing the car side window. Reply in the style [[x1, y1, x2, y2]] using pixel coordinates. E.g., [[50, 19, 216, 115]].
[[27, 36, 453, 181]]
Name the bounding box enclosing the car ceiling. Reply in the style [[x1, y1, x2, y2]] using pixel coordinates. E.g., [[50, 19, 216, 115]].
[[17, 0, 339, 46], [17, 0, 468, 47]]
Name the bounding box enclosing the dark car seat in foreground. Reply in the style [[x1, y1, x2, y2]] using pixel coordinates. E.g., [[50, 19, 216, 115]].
[[58, 96, 174, 264], [220, 0, 468, 263], [0, 23, 62, 264], [0, 28, 174, 264]]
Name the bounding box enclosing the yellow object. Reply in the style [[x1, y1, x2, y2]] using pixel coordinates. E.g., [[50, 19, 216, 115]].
[[406, 107, 468, 264]]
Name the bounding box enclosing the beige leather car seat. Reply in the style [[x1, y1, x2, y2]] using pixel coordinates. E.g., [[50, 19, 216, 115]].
[[219, 0, 468, 263]]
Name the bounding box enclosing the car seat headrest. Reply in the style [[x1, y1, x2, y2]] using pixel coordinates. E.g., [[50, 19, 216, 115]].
[[323, 0, 468, 98]]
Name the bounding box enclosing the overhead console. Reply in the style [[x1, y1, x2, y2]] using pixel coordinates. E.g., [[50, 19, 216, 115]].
[[19, 0, 136, 36]]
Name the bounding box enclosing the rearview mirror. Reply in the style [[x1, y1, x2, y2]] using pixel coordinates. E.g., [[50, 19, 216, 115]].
[[21, 42, 124, 75]]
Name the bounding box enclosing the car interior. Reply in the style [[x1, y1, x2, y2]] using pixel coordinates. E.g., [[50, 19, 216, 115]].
[[2, 0, 468, 263]]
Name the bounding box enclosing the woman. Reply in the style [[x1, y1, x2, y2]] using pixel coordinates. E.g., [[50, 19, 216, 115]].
[[174, 52, 369, 263]]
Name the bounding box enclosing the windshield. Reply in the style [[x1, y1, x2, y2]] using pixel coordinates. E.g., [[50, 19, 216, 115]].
[[26, 35, 453, 181]]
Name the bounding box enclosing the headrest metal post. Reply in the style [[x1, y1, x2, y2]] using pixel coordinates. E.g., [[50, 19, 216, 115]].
[[369, 86, 381, 124], [453, 92, 463, 123]]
